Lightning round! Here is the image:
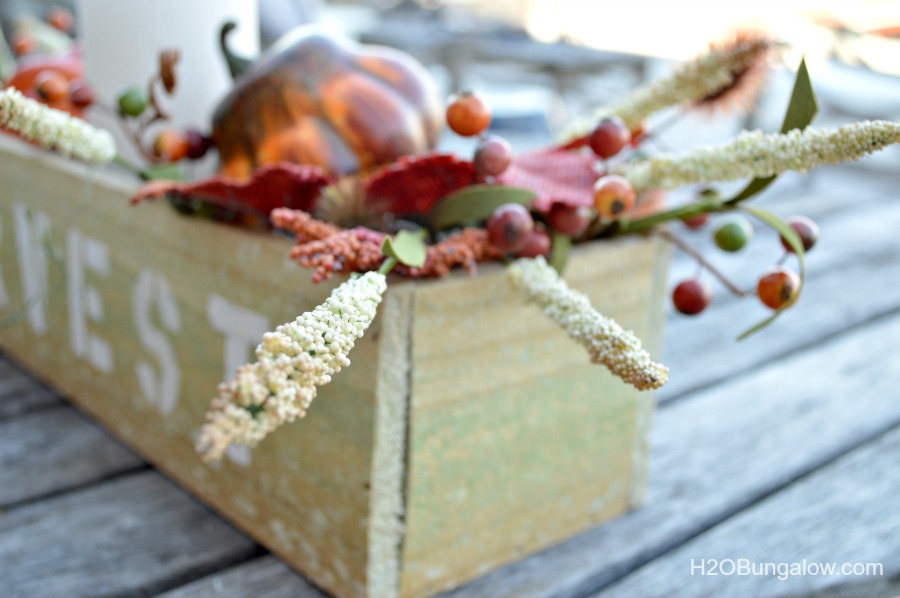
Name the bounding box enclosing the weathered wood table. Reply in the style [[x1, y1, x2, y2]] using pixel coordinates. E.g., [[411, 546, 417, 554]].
[[2, 157, 898, 597]]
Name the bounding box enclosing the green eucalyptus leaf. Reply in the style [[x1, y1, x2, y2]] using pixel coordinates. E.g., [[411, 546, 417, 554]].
[[141, 162, 186, 182], [429, 185, 535, 231], [736, 206, 805, 340], [549, 231, 572, 274], [381, 229, 427, 268], [725, 58, 818, 205]]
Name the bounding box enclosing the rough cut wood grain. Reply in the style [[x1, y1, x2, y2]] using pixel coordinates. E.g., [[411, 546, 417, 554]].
[[0, 134, 667, 597], [0, 472, 259, 598], [441, 310, 900, 597], [398, 238, 667, 597], [595, 425, 900, 598], [157, 556, 326, 598], [0, 407, 143, 506], [367, 285, 414, 598]]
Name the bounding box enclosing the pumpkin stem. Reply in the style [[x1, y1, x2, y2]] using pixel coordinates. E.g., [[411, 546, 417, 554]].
[[219, 21, 254, 80]]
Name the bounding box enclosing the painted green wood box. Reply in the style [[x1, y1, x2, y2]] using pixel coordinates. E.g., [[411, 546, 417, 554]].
[[0, 135, 667, 597]]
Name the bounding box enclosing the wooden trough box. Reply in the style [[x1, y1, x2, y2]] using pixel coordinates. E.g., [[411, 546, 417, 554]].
[[0, 135, 668, 597]]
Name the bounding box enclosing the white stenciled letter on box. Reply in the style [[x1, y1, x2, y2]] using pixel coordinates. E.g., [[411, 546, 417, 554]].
[[76, 0, 259, 164], [67, 228, 112, 372], [207, 293, 270, 467], [207, 293, 270, 382], [133, 269, 181, 415], [12, 203, 51, 334]]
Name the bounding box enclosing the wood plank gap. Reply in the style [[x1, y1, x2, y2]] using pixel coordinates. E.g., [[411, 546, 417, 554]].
[[0, 471, 262, 598], [1, 464, 151, 513], [660, 300, 900, 408], [98, 545, 269, 598], [155, 554, 330, 598], [571, 418, 900, 598], [0, 399, 62, 423], [591, 422, 900, 598]]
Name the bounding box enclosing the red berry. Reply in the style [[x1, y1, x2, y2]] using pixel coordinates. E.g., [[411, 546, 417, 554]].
[[34, 71, 70, 103], [780, 215, 819, 253], [593, 175, 636, 219], [68, 81, 95, 108], [681, 212, 709, 230], [473, 135, 512, 177], [486, 203, 534, 252], [672, 279, 712, 315], [516, 228, 551, 258], [588, 116, 630, 159], [547, 203, 592, 237], [185, 129, 212, 160], [446, 91, 492, 137], [757, 266, 801, 310], [48, 6, 74, 32]]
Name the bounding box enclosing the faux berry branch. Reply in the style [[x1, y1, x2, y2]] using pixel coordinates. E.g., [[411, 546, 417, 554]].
[[5, 28, 900, 461]]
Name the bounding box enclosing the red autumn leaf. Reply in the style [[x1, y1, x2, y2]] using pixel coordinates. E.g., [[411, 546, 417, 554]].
[[364, 152, 475, 216], [129, 162, 334, 221], [497, 148, 600, 212]]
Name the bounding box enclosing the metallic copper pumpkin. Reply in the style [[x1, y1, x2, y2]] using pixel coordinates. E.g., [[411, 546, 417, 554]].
[[211, 27, 443, 180]]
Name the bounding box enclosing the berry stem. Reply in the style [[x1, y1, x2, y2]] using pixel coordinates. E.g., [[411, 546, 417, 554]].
[[656, 227, 750, 297], [616, 199, 727, 234], [92, 98, 160, 164], [378, 256, 399, 275]]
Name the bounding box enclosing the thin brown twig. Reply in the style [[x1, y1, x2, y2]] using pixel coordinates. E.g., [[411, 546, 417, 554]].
[[655, 227, 750, 297]]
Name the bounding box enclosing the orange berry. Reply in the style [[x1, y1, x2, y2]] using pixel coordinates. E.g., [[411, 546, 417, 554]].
[[152, 129, 190, 162], [446, 91, 492, 137], [34, 70, 71, 103], [593, 175, 636, 219], [757, 266, 801, 310]]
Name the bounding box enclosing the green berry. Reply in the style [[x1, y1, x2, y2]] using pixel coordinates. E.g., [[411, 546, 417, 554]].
[[117, 86, 148, 117], [714, 217, 753, 252]]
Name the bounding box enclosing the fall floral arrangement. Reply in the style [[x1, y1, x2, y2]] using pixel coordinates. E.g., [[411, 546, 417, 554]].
[[3, 16, 899, 463]]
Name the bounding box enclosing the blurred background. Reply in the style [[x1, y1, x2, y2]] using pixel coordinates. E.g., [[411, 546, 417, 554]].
[[5, 0, 900, 141]]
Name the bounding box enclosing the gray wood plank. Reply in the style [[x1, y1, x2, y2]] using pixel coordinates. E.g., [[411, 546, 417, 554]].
[[594, 426, 900, 598], [157, 555, 327, 598], [442, 310, 900, 597], [0, 407, 143, 507], [0, 472, 259, 598], [0, 356, 60, 418]]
